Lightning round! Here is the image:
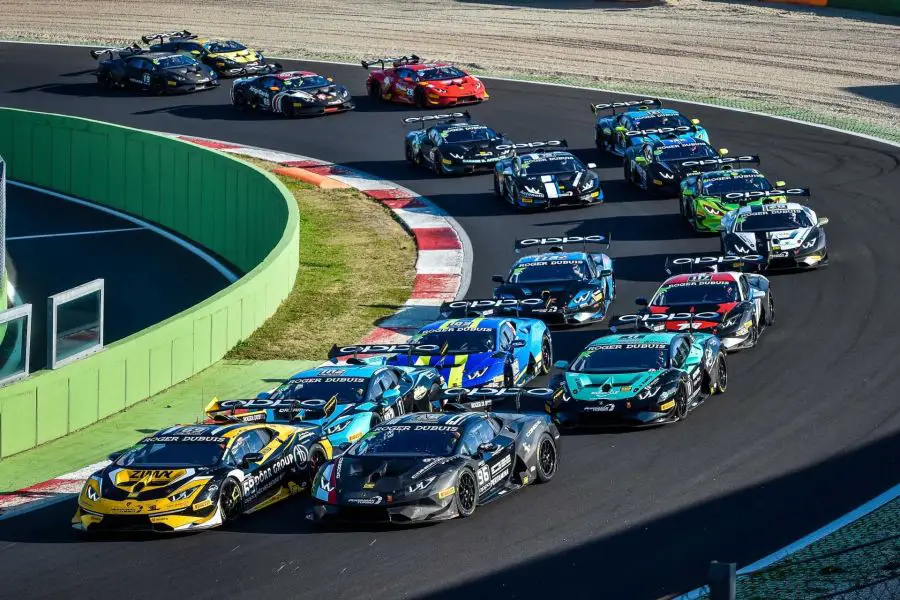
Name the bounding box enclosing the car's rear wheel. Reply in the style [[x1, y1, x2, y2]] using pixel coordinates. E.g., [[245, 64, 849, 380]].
[[536, 433, 558, 483], [219, 477, 243, 523], [283, 101, 294, 118], [96, 73, 112, 89], [404, 143, 414, 163], [538, 334, 553, 376], [232, 91, 248, 111], [455, 469, 478, 517]]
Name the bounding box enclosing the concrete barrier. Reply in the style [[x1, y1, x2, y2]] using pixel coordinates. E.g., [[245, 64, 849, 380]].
[[0, 109, 299, 458]]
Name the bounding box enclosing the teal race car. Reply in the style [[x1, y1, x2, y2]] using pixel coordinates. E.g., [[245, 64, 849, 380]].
[[548, 332, 727, 428]]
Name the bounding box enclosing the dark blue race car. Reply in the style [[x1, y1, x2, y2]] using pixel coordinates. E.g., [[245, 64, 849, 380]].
[[592, 98, 708, 157]]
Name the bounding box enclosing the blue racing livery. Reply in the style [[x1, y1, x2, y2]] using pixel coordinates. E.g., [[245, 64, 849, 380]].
[[592, 98, 708, 157]]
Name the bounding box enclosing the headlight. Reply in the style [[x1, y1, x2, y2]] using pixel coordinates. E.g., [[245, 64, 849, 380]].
[[638, 381, 662, 400], [431, 87, 447, 94], [407, 476, 436, 495], [340, 88, 350, 97], [522, 185, 543, 196], [659, 171, 674, 180], [293, 91, 314, 101], [569, 291, 596, 306], [168, 485, 201, 503], [325, 419, 352, 435], [449, 153, 465, 160], [85, 478, 101, 501], [702, 203, 724, 216], [579, 174, 598, 191], [467, 367, 490, 380], [721, 314, 742, 329]]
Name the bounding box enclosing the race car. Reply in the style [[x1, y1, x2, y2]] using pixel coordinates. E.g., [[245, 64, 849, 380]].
[[206, 361, 444, 453], [679, 159, 812, 232], [548, 331, 727, 428], [362, 55, 488, 107], [490, 235, 616, 325], [493, 141, 603, 210], [72, 422, 331, 533], [142, 30, 281, 76], [91, 46, 218, 94], [375, 315, 552, 388], [591, 98, 708, 157], [230, 70, 354, 116], [308, 411, 559, 524], [403, 112, 513, 175], [614, 265, 774, 351], [624, 137, 729, 196], [721, 203, 829, 270]]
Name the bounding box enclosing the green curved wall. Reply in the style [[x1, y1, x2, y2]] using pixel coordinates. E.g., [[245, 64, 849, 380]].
[[0, 109, 299, 458]]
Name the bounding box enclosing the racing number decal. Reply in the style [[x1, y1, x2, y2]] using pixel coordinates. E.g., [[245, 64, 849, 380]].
[[476, 464, 490, 488], [142, 73, 151, 86]]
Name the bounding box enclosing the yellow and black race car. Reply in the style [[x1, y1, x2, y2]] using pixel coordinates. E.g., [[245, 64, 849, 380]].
[[142, 30, 281, 77], [72, 422, 332, 533]]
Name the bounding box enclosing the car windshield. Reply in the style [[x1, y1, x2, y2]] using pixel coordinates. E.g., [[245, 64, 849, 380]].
[[520, 156, 580, 175], [269, 376, 371, 404], [349, 426, 461, 457], [117, 441, 225, 468], [509, 260, 589, 283], [204, 40, 246, 53], [157, 54, 196, 68], [284, 75, 331, 89], [652, 281, 739, 305], [657, 144, 718, 161], [737, 211, 813, 232], [418, 66, 466, 81], [569, 343, 669, 373], [441, 126, 498, 143], [633, 114, 691, 129], [704, 175, 772, 195], [412, 330, 495, 354]]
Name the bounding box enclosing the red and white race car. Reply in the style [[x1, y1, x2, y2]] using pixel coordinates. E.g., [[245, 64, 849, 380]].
[[361, 55, 488, 107]]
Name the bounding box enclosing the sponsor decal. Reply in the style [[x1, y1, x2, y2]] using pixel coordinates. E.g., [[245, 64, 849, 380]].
[[625, 125, 693, 137], [443, 386, 556, 398], [491, 455, 512, 475], [242, 452, 297, 496], [669, 255, 764, 266], [682, 156, 757, 168], [347, 496, 383, 505], [144, 435, 227, 443], [496, 140, 564, 151], [659, 400, 676, 411], [192, 499, 213, 511], [437, 486, 456, 499], [724, 189, 806, 200], [583, 404, 615, 412], [517, 235, 606, 247]]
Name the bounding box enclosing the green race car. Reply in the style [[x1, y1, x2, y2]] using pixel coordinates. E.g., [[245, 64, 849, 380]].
[[679, 162, 810, 233], [549, 331, 727, 428]]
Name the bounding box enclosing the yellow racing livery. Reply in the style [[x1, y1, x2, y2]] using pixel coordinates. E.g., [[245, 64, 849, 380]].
[[142, 30, 282, 77]]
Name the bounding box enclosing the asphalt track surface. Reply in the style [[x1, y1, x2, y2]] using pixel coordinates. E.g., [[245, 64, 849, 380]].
[[1, 43, 899, 600]]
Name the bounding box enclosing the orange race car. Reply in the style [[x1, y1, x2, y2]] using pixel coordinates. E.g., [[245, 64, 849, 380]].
[[362, 55, 488, 108]]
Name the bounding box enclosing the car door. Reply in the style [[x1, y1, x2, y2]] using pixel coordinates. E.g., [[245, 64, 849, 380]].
[[226, 429, 274, 507], [670, 337, 698, 396], [464, 417, 513, 497], [125, 57, 149, 88], [394, 68, 417, 102], [615, 115, 631, 152]]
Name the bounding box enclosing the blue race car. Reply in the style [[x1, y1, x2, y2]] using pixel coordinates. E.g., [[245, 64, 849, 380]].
[[385, 315, 552, 388], [591, 98, 708, 157], [491, 235, 616, 326], [205, 361, 443, 452]]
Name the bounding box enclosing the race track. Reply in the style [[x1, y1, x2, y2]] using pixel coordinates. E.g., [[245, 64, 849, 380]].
[[1, 43, 900, 599]]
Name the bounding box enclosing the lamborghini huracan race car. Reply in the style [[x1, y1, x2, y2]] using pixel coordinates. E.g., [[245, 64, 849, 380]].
[[362, 55, 488, 107], [592, 98, 708, 157], [72, 422, 331, 532], [403, 112, 512, 175], [624, 137, 729, 196], [143, 30, 281, 77], [308, 411, 559, 524], [493, 141, 602, 209], [206, 361, 444, 453], [491, 235, 616, 325], [378, 315, 552, 388], [91, 46, 217, 94], [548, 331, 727, 428], [679, 159, 811, 232], [230, 71, 354, 116], [616, 265, 774, 352], [721, 203, 829, 270]]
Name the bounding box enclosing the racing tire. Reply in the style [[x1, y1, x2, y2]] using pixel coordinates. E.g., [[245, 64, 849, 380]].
[[149, 78, 165, 96], [404, 143, 414, 163], [674, 384, 689, 422], [232, 91, 248, 111], [414, 87, 427, 109], [309, 442, 329, 475], [764, 293, 776, 327], [714, 353, 728, 394], [367, 81, 381, 101], [96, 73, 112, 90], [283, 102, 294, 118], [455, 468, 478, 518], [537, 334, 553, 376], [219, 477, 244, 523], [504, 366, 515, 388], [493, 175, 502, 196], [535, 433, 558, 484], [432, 150, 445, 176]]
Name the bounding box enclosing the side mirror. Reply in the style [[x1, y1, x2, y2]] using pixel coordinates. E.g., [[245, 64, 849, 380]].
[[635, 297, 649, 307], [107, 450, 125, 462], [600, 269, 612, 277], [327, 77, 334, 82], [719, 148, 729, 156], [586, 162, 597, 169], [382, 388, 401, 404], [477, 442, 498, 457], [510, 339, 527, 349], [751, 289, 765, 300], [776, 180, 786, 187], [817, 216, 829, 226], [241, 452, 264, 467], [491, 351, 507, 359], [269, 86, 280, 91], [190, 50, 201, 56], [614, 126, 626, 132], [691, 118, 701, 125], [554, 360, 570, 370], [634, 156, 648, 165], [491, 275, 505, 284]]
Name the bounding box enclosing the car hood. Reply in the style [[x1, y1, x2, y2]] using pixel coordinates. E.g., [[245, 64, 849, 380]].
[[564, 370, 663, 401], [726, 228, 813, 252], [496, 280, 584, 310], [423, 77, 481, 95], [316, 455, 464, 503], [100, 466, 206, 500]]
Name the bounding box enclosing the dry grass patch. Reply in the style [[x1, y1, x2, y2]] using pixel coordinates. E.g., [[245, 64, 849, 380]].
[[227, 157, 415, 360]]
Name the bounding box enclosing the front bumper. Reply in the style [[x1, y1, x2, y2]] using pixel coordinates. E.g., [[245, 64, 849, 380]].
[[71, 503, 222, 533], [719, 329, 755, 351], [442, 156, 504, 174], [309, 496, 457, 524], [168, 79, 219, 93], [288, 99, 356, 116], [425, 93, 488, 107], [764, 250, 827, 270], [217, 61, 280, 77], [516, 189, 603, 209], [553, 404, 675, 428]]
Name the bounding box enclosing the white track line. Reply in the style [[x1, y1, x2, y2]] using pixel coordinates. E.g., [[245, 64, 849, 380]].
[[7, 227, 143, 241]]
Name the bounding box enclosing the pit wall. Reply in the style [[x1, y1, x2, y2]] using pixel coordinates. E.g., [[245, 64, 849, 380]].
[[0, 109, 299, 458]]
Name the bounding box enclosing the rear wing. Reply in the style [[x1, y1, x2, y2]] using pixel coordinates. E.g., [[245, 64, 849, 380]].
[[681, 155, 759, 170], [90, 44, 143, 60], [664, 254, 767, 275], [402, 111, 470, 128], [440, 386, 556, 414], [514, 234, 610, 254], [206, 396, 337, 422], [361, 55, 420, 69], [440, 298, 546, 318], [624, 125, 696, 138], [590, 98, 661, 115], [141, 30, 195, 44], [610, 311, 723, 332], [723, 188, 810, 203], [327, 343, 442, 362], [495, 139, 566, 153]]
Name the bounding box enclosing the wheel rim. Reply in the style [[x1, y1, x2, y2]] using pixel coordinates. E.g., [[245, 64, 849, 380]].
[[538, 439, 557, 478], [676, 388, 688, 419], [458, 473, 476, 511], [221, 480, 240, 518], [718, 357, 728, 392], [768, 296, 775, 325], [541, 339, 552, 371]]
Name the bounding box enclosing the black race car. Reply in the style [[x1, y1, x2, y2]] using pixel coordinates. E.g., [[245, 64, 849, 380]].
[[493, 141, 603, 209], [308, 411, 560, 524], [91, 46, 218, 94], [231, 70, 354, 116], [142, 30, 281, 77], [623, 136, 730, 196], [403, 112, 513, 175]]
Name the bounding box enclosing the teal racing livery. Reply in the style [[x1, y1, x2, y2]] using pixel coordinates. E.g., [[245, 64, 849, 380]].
[[549, 332, 727, 427], [592, 98, 708, 157]]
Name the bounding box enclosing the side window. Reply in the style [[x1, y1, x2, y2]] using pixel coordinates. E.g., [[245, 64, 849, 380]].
[[499, 326, 514, 351], [471, 420, 496, 446], [429, 129, 442, 145], [227, 430, 268, 465], [460, 426, 480, 456], [381, 369, 400, 389], [643, 145, 654, 162], [739, 276, 750, 300], [671, 339, 690, 368]]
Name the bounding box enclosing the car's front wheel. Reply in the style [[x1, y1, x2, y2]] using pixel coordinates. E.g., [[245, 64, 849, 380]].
[[538, 333, 553, 375], [764, 293, 776, 327], [219, 477, 243, 523], [714, 353, 728, 394], [368, 81, 381, 101], [493, 174, 502, 196], [535, 433, 558, 483], [674, 384, 689, 421], [455, 469, 478, 518], [149, 78, 165, 96], [432, 150, 445, 176]]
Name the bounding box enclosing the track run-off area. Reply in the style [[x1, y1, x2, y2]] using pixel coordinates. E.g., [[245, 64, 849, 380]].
[[1, 43, 899, 599]]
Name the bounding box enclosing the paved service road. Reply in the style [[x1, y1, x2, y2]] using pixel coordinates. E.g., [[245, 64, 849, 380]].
[[5, 184, 232, 369], [1, 43, 899, 599]]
